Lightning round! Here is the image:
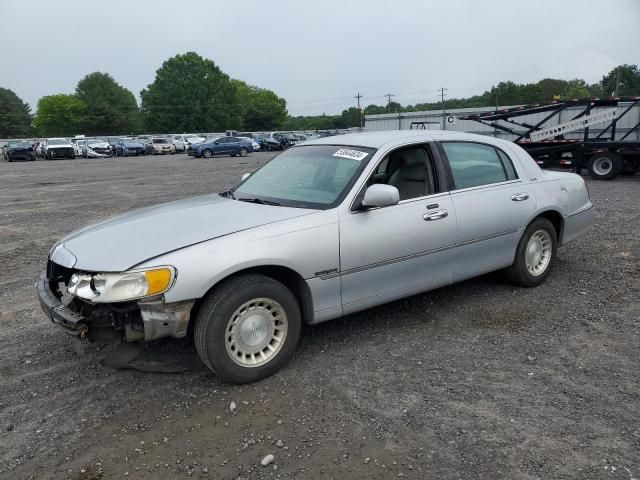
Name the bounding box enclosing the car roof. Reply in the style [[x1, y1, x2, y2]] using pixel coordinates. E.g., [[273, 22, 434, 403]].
[[299, 130, 511, 150]]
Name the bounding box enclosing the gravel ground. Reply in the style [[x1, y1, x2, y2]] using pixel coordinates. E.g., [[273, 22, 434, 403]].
[[0, 153, 638, 480]]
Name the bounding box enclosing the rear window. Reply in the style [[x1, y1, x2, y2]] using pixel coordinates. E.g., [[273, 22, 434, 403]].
[[441, 142, 517, 190]]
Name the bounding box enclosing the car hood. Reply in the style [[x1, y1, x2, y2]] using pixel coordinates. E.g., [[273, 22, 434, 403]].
[[48, 144, 73, 148], [88, 142, 110, 148], [123, 142, 143, 148], [56, 194, 315, 272]]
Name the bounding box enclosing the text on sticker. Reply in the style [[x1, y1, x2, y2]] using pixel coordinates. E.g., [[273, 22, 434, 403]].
[[332, 149, 369, 161]]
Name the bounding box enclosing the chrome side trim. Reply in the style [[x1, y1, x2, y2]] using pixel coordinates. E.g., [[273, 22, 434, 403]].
[[341, 244, 455, 277], [339, 228, 519, 278], [456, 228, 519, 248], [567, 202, 593, 218]]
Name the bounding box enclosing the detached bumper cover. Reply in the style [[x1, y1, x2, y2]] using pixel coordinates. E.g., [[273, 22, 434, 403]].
[[35, 272, 87, 335]]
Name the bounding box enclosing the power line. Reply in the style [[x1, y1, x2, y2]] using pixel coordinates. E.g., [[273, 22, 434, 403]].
[[354, 92, 363, 128], [385, 93, 395, 113], [440, 87, 448, 129]]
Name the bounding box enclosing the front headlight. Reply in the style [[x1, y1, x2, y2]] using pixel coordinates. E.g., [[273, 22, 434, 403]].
[[68, 266, 175, 303]]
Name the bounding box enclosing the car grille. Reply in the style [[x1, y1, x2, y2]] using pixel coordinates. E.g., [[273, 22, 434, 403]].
[[49, 147, 74, 157], [93, 147, 111, 154]]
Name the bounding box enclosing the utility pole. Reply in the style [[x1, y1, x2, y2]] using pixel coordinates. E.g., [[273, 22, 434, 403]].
[[614, 68, 621, 96], [440, 87, 448, 129], [354, 92, 363, 128], [385, 93, 395, 113]]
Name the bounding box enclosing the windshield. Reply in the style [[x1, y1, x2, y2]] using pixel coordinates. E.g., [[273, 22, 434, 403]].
[[48, 139, 68, 145], [152, 138, 168, 144], [234, 145, 374, 209]]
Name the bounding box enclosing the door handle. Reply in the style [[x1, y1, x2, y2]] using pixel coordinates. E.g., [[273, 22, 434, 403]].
[[423, 210, 448, 221], [511, 193, 529, 201]]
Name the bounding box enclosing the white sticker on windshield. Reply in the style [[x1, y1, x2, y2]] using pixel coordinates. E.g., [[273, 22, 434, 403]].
[[332, 148, 369, 161]]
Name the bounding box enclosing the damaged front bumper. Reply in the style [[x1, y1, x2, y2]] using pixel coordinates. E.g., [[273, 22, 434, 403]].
[[36, 272, 194, 342]]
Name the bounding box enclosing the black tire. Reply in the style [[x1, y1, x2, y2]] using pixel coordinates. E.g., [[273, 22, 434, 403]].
[[202, 148, 213, 158], [239, 148, 248, 157], [588, 152, 622, 180], [504, 217, 557, 287], [194, 274, 302, 384]]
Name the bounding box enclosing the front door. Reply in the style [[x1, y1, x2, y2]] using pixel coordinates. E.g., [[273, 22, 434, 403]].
[[339, 145, 456, 314]]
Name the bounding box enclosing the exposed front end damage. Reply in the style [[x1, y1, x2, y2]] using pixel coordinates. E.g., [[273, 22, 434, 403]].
[[36, 260, 194, 343]]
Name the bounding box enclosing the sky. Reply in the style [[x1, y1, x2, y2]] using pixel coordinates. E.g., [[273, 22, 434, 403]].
[[1, 0, 639, 116]]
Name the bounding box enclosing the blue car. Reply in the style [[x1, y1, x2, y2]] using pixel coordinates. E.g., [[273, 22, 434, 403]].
[[115, 139, 146, 156], [189, 136, 253, 158]]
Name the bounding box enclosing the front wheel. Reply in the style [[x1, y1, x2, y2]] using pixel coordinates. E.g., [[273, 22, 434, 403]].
[[194, 274, 301, 384], [202, 149, 213, 158], [239, 148, 248, 157], [504, 217, 557, 287]]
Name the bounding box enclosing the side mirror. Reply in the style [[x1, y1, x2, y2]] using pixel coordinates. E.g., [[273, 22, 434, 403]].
[[361, 184, 399, 209], [241, 172, 251, 181]]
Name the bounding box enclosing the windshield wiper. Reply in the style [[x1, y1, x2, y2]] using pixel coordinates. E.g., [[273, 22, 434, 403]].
[[219, 190, 236, 199], [237, 197, 282, 206]]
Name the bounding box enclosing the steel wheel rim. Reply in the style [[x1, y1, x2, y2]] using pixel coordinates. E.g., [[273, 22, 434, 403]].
[[225, 297, 288, 368], [525, 229, 552, 276], [592, 157, 612, 175]]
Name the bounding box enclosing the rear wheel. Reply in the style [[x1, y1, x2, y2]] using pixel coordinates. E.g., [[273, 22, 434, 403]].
[[505, 217, 557, 287], [588, 152, 622, 180], [194, 274, 301, 384]]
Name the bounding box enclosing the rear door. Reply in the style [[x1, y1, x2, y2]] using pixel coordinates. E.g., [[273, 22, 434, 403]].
[[438, 141, 536, 281]]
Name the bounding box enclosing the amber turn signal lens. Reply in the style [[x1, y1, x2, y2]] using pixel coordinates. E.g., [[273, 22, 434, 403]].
[[144, 268, 172, 295]]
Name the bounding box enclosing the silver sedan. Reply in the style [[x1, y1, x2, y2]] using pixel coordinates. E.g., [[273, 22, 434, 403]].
[[37, 131, 593, 383]]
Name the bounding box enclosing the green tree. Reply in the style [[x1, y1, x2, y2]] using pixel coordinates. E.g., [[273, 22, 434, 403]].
[[232, 80, 287, 131], [32, 94, 86, 137], [75, 72, 140, 135], [563, 79, 591, 99], [141, 52, 241, 133], [339, 107, 362, 128], [0, 88, 32, 138], [601, 64, 640, 96]]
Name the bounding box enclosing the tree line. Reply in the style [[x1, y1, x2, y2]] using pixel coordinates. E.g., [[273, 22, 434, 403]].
[[1, 59, 639, 138]]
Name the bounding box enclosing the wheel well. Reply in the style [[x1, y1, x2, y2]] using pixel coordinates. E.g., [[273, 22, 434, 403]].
[[188, 265, 314, 337], [535, 210, 563, 243]]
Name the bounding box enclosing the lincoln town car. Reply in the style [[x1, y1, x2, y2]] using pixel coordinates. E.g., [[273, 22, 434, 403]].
[[36, 131, 593, 383]]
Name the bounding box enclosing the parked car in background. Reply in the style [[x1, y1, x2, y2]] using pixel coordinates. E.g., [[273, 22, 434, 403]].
[[107, 137, 124, 153], [151, 137, 176, 155], [115, 139, 146, 156], [135, 137, 154, 155], [189, 136, 252, 158], [37, 130, 593, 384], [3, 140, 36, 161], [34, 141, 46, 158], [44, 138, 75, 160], [173, 134, 205, 152], [238, 136, 261, 151], [73, 139, 88, 156], [82, 139, 113, 158], [263, 132, 299, 151]]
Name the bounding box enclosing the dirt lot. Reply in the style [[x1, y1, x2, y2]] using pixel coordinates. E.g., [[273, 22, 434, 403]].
[[0, 153, 638, 480]]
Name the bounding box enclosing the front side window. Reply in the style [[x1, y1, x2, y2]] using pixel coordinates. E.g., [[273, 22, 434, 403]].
[[441, 142, 516, 190], [233, 145, 374, 209], [365, 146, 438, 201]]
